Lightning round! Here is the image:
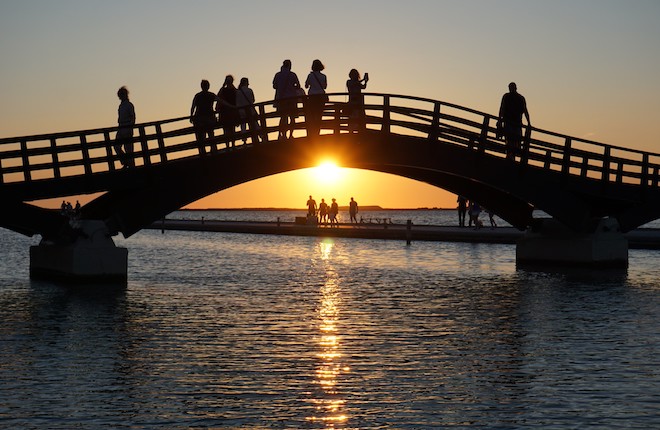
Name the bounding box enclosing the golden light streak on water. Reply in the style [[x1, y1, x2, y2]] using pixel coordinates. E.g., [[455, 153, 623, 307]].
[[307, 239, 349, 425]]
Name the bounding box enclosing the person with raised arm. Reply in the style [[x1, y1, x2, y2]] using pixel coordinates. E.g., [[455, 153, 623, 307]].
[[346, 69, 369, 133]]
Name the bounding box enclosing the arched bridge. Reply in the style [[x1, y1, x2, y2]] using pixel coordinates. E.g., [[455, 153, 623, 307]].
[[2, 92, 660, 243]]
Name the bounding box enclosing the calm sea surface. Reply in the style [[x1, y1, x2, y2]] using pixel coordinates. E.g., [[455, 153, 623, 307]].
[[1, 210, 659, 429]]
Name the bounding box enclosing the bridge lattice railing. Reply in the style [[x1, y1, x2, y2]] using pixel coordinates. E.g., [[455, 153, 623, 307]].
[[0, 93, 658, 191]]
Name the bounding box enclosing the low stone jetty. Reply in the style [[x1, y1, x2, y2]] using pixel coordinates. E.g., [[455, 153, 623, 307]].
[[147, 219, 660, 250]]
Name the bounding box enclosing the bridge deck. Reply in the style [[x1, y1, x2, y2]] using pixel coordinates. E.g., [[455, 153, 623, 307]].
[[2, 92, 660, 239]]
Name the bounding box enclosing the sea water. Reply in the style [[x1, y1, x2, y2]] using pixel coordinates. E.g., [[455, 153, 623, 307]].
[[0, 210, 659, 428]]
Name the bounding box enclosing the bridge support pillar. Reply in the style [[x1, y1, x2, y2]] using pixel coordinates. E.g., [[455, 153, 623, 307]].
[[30, 220, 128, 283], [516, 217, 628, 267]]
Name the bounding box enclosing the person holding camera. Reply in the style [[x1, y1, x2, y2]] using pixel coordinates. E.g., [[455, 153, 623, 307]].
[[346, 69, 369, 133]]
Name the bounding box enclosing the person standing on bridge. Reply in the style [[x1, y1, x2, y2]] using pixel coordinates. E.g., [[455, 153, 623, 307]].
[[346, 69, 369, 133], [304, 59, 328, 137], [190, 79, 217, 150], [217, 75, 239, 148], [114, 86, 136, 168], [273, 59, 302, 139], [498, 82, 531, 159], [236, 77, 260, 144]]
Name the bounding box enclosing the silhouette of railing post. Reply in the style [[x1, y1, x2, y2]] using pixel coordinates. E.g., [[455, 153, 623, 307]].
[[616, 161, 623, 183], [51, 137, 62, 179], [601, 146, 611, 185], [155, 124, 168, 163], [478, 116, 489, 155], [20, 139, 30, 182], [104, 131, 117, 172], [258, 105, 268, 143], [543, 149, 553, 170], [520, 126, 532, 166], [382, 95, 391, 134], [641, 153, 649, 198], [138, 126, 150, 167], [80, 134, 92, 176], [333, 103, 342, 135], [246, 107, 260, 144], [580, 155, 589, 178], [561, 137, 572, 178], [428, 101, 440, 142]]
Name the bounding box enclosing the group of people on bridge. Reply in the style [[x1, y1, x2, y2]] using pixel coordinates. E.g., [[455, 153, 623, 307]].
[[112, 59, 370, 167], [187, 59, 370, 152], [114, 61, 530, 170]]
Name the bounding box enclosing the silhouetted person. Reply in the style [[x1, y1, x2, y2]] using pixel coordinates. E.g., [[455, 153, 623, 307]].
[[114, 86, 135, 168], [457, 195, 467, 227], [217, 75, 239, 148], [236, 77, 260, 144], [319, 198, 328, 224], [304, 59, 328, 137], [329, 198, 339, 226], [498, 82, 531, 159], [486, 208, 497, 229], [190, 79, 217, 149], [469, 200, 482, 230], [273, 59, 301, 139], [349, 197, 358, 223], [306, 195, 317, 217], [346, 69, 369, 133]]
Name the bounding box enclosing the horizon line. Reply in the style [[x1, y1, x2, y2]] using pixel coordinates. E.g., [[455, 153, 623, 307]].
[[180, 206, 456, 211]]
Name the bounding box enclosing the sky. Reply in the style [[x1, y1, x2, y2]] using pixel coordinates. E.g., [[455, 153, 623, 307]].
[[1, 0, 659, 209]]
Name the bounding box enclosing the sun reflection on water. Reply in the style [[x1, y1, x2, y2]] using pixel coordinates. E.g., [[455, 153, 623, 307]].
[[307, 239, 349, 426]]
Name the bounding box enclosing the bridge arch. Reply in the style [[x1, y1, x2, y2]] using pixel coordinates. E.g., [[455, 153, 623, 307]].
[[1, 92, 659, 240]]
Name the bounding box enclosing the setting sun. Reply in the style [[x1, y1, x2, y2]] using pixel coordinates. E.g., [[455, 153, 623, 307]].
[[313, 161, 343, 184]]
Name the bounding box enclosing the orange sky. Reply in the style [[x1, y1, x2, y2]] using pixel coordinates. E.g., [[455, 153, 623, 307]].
[[185, 165, 457, 210], [3, 2, 659, 211]]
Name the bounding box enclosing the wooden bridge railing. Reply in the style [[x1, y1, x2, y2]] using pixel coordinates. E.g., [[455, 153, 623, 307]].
[[1, 93, 659, 193]]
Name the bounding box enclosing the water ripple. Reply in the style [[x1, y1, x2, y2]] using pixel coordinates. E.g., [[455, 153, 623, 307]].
[[0, 229, 658, 428]]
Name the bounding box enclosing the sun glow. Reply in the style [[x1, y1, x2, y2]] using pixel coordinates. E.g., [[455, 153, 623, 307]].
[[313, 161, 343, 184]]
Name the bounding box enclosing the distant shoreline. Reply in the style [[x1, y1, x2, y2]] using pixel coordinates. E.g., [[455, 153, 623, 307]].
[[180, 207, 456, 212]]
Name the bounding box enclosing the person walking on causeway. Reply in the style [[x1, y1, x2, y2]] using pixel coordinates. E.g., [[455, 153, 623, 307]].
[[349, 197, 359, 223]]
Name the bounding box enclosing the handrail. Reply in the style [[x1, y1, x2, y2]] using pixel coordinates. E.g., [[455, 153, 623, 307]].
[[0, 92, 657, 193], [0, 116, 190, 145]]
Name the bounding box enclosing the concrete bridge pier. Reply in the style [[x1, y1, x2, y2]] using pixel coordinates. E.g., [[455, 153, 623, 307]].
[[516, 217, 628, 268], [30, 220, 128, 283]]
